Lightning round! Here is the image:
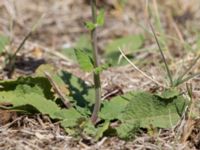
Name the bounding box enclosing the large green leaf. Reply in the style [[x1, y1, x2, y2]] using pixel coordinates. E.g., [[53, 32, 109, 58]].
[[35, 64, 70, 100], [115, 92, 187, 139], [60, 71, 95, 107], [37, 67, 95, 109], [0, 78, 61, 119], [0, 77, 54, 99], [105, 35, 144, 65], [0, 76, 89, 121]]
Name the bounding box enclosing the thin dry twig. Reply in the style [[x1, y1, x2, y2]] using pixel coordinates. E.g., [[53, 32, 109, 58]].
[[119, 48, 166, 88], [44, 71, 71, 108]]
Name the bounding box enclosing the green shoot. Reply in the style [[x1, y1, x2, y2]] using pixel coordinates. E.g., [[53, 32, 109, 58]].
[[149, 21, 200, 87], [174, 55, 200, 86], [149, 21, 173, 87], [85, 9, 105, 30], [174, 72, 200, 87], [89, 0, 102, 124]]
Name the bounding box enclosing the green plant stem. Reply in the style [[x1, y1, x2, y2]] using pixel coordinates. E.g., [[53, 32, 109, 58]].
[[149, 21, 173, 87], [5, 14, 44, 78], [178, 55, 200, 81], [90, 0, 101, 124], [6, 31, 32, 78]]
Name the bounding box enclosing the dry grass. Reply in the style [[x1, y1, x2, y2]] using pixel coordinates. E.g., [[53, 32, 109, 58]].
[[0, 0, 200, 149]]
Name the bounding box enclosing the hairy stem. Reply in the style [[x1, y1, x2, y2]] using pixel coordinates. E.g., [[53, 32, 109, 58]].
[[90, 0, 101, 124]]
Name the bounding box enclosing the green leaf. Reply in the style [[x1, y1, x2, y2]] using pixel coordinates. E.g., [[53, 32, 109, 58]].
[[105, 35, 144, 65], [116, 120, 140, 140], [95, 121, 109, 140], [0, 76, 54, 100], [58, 108, 83, 128], [0, 77, 61, 119], [97, 9, 105, 26], [36, 64, 70, 98], [61, 35, 92, 62], [83, 120, 109, 141], [99, 96, 129, 120], [114, 92, 187, 139], [85, 21, 96, 30], [93, 63, 110, 74], [0, 34, 9, 53], [156, 89, 180, 99], [60, 71, 95, 106], [35, 64, 55, 76], [74, 48, 94, 72], [85, 9, 104, 30], [37, 68, 95, 107], [83, 120, 97, 137], [0, 73, 97, 138]]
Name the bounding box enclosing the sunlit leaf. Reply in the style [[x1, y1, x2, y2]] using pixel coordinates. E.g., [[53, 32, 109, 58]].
[[74, 48, 94, 72], [85, 21, 96, 30], [116, 92, 187, 139]]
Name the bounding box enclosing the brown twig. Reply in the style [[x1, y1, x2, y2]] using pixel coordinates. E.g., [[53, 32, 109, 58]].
[[44, 72, 71, 108]]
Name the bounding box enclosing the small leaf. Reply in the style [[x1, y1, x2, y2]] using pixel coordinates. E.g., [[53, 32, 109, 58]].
[[97, 9, 105, 26], [85, 21, 96, 30], [93, 63, 110, 74], [74, 49, 94, 72]]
